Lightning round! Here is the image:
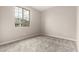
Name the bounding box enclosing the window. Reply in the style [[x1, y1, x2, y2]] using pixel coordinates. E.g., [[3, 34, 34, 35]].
[[15, 7, 30, 27]]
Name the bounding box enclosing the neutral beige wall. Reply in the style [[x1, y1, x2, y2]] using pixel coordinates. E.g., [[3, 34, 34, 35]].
[[77, 7, 79, 51], [41, 6, 76, 41], [0, 6, 41, 44], [0, 9, 1, 39]]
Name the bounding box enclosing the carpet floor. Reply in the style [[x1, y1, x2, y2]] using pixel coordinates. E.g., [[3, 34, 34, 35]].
[[0, 36, 77, 52]]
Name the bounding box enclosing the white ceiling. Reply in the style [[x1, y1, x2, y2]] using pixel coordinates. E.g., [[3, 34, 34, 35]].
[[31, 6, 53, 11]]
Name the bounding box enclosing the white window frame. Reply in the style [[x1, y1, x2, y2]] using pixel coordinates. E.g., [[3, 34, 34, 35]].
[[15, 6, 30, 27]]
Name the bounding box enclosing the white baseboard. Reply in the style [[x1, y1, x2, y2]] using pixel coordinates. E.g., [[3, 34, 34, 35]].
[[0, 33, 40, 45], [42, 33, 76, 42]]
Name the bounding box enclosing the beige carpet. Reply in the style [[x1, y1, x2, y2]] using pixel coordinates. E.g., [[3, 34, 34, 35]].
[[0, 36, 77, 52]]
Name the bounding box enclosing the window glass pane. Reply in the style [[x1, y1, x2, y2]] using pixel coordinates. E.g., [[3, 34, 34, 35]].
[[18, 7, 22, 19], [23, 9, 27, 20], [27, 11, 29, 14], [23, 10, 30, 21], [26, 11, 30, 21], [15, 7, 19, 18]]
